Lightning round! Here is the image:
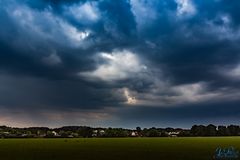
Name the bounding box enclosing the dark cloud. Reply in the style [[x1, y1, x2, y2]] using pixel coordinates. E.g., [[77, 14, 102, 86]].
[[0, 74, 126, 110], [114, 101, 240, 128], [1, 0, 240, 127]]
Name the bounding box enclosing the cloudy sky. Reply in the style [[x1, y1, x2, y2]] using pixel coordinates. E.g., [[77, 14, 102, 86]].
[[1, 0, 240, 128]]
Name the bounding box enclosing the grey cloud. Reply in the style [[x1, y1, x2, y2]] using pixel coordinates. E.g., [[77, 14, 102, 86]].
[[1, 0, 240, 127]]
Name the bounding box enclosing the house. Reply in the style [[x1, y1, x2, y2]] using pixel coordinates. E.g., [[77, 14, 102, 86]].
[[52, 131, 59, 136], [68, 135, 74, 138], [99, 130, 105, 134], [131, 131, 138, 137], [92, 130, 98, 137], [3, 132, 10, 135], [99, 130, 105, 136], [21, 134, 28, 137], [92, 130, 105, 137], [167, 131, 180, 137]]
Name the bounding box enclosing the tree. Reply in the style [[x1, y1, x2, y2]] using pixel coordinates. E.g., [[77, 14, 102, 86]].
[[191, 125, 206, 136], [46, 131, 54, 137], [104, 128, 128, 137], [227, 125, 240, 136], [147, 128, 160, 137], [136, 127, 142, 136], [206, 124, 217, 136], [217, 126, 230, 136], [59, 131, 68, 137], [79, 127, 93, 138]]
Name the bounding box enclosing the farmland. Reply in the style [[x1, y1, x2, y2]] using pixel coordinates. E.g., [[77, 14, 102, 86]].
[[0, 137, 239, 160]]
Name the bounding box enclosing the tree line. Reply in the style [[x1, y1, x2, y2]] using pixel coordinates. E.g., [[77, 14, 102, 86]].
[[0, 124, 239, 138], [191, 124, 240, 136]]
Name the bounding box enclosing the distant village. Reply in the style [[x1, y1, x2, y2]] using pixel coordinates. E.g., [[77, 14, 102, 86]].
[[0, 124, 240, 138]]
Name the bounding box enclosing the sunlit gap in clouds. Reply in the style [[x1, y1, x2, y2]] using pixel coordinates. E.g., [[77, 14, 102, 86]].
[[124, 88, 137, 105]]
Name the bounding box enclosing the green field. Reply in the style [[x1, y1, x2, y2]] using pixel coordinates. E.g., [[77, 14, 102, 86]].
[[0, 137, 239, 160]]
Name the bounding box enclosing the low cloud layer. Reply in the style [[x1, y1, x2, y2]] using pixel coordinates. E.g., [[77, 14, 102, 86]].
[[1, 0, 240, 127]]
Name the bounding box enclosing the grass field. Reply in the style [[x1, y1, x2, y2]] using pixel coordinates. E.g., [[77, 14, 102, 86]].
[[0, 137, 239, 160]]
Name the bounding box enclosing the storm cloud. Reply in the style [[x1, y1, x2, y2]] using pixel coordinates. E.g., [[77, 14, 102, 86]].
[[1, 0, 240, 127]]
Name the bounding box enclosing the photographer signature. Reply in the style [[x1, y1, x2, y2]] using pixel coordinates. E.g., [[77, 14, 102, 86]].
[[214, 147, 239, 160]]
